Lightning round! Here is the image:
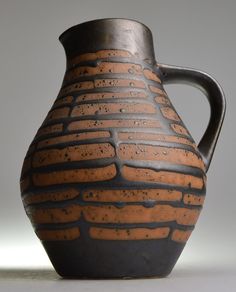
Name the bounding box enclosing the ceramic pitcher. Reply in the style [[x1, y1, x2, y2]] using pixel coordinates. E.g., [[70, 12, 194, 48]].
[[20, 18, 226, 278]]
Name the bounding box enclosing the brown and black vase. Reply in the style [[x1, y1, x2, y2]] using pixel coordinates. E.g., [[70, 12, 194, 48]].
[[20, 18, 226, 278]]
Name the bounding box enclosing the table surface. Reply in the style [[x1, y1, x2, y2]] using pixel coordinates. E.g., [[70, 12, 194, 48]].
[[0, 264, 235, 292]]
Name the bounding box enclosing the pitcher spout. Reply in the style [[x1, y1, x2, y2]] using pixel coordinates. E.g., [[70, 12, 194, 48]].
[[59, 18, 156, 63]]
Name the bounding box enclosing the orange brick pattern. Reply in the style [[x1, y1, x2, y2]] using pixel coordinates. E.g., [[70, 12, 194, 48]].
[[21, 49, 206, 243], [36, 227, 80, 241], [76, 91, 147, 102], [83, 189, 182, 202], [118, 144, 204, 170], [89, 227, 170, 240]]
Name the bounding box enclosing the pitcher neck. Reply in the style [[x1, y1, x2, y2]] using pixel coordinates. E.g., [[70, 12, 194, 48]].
[[59, 18, 156, 63]]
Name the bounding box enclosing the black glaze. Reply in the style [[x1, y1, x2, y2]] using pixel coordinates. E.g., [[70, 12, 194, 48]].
[[20, 18, 226, 279], [43, 235, 185, 278], [59, 18, 156, 62], [159, 64, 226, 171]]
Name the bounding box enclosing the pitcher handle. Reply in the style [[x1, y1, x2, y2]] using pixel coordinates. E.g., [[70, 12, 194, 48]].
[[158, 63, 226, 172]]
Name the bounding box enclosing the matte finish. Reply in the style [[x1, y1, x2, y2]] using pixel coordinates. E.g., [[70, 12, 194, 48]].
[[20, 18, 225, 278], [59, 18, 155, 62], [44, 235, 185, 278], [159, 64, 226, 171]]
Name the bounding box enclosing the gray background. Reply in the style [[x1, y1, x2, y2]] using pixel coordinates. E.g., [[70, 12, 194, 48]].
[[0, 0, 235, 291]]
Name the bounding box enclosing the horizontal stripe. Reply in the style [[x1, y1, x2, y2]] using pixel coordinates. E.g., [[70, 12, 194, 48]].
[[26, 144, 36, 156], [89, 227, 170, 240], [71, 102, 156, 117], [28, 205, 82, 224], [122, 166, 204, 189], [171, 124, 190, 137], [76, 91, 147, 102], [20, 177, 30, 192], [143, 68, 161, 83], [36, 124, 63, 138], [28, 204, 200, 225], [118, 144, 204, 170], [37, 131, 110, 149], [21, 157, 31, 176], [160, 107, 180, 121], [58, 79, 146, 97], [36, 227, 80, 241], [36, 227, 192, 242], [59, 81, 94, 97], [64, 62, 143, 83], [68, 50, 132, 68], [46, 107, 70, 121], [155, 96, 171, 105], [33, 143, 115, 167], [23, 188, 79, 205], [53, 96, 73, 107], [32, 164, 117, 186], [59, 78, 148, 97], [149, 85, 167, 96], [183, 194, 205, 205], [171, 229, 192, 243], [84, 204, 200, 225], [117, 132, 196, 149], [68, 119, 161, 131], [83, 189, 182, 202], [94, 79, 146, 89]]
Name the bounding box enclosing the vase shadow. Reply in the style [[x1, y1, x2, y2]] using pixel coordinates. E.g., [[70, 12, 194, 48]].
[[0, 268, 58, 280], [0, 264, 235, 281]]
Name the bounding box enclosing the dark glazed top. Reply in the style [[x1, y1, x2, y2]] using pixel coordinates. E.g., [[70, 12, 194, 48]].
[[59, 18, 156, 62]]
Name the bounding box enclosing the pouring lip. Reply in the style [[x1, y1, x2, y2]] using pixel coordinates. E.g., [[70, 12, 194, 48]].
[[59, 18, 152, 42]]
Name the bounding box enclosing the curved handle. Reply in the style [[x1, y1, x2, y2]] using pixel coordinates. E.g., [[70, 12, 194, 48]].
[[158, 63, 226, 172]]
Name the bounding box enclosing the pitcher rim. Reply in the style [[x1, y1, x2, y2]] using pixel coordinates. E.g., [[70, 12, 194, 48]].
[[59, 18, 152, 42]]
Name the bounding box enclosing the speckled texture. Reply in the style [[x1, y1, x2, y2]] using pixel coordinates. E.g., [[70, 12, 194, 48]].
[[20, 46, 206, 278]]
